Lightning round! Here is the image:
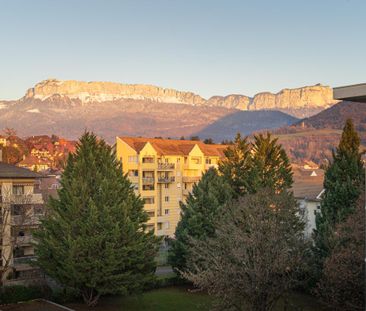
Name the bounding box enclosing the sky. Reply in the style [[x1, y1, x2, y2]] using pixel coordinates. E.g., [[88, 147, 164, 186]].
[[0, 0, 365, 100]]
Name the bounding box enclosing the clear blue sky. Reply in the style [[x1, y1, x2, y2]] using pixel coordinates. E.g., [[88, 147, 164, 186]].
[[0, 0, 365, 100]]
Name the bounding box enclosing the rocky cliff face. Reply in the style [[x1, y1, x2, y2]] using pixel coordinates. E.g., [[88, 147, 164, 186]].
[[22, 79, 337, 117], [24, 79, 206, 105]]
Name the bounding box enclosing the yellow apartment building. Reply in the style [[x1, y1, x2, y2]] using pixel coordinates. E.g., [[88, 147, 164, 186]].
[[0, 162, 44, 285], [116, 137, 227, 238]]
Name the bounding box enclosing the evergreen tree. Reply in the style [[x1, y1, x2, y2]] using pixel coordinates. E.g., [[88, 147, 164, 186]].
[[168, 168, 233, 273], [218, 133, 252, 197], [314, 119, 364, 261], [219, 132, 293, 196], [250, 133, 293, 193], [34, 132, 159, 306]]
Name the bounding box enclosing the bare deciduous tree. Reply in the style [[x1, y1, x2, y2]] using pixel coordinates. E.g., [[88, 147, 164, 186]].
[[183, 189, 308, 311], [315, 191, 365, 311]]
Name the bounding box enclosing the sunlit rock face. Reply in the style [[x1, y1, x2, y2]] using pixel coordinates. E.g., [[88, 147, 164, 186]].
[[252, 85, 337, 111], [23, 79, 337, 117]]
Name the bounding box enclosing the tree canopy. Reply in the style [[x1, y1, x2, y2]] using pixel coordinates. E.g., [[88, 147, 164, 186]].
[[35, 132, 159, 306]]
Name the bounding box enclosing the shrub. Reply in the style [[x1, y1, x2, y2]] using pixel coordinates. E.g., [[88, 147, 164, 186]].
[[0, 285, 51, 304]]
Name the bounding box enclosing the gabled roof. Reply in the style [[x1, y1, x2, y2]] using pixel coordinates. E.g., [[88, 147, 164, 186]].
[[118, 136, 227, 157], [0, 162, 42, 179], [292, 166, 324, 201]]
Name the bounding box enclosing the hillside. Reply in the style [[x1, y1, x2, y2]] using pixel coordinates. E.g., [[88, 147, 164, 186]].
[[0, 95, 297, 143], [270, 101, 366, 164], [298, 100, 366, 131]]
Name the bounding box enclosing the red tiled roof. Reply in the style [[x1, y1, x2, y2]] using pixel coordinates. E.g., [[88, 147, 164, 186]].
[[119, 137, 228, 157]]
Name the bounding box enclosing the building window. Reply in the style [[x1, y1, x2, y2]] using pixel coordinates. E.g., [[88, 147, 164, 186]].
[[205, 158, 211, 164], [142, 157, 154, 163], [128, 170, 138, 177], [165, 222, 170, 229], [33, 205, 43, 215], [191, 157, 202, 164], [147, 211, 155, 218], [157, 223, 163, 230], [142, 185, 154, 191], [11, 205, 22, 216], [177, 182, 181, 188], [164, 196, 169, 202], [12, 185, 24, 195], [165, 209, 169, 215], [143, 197, 155, 204], [164, 184, 169, 189]]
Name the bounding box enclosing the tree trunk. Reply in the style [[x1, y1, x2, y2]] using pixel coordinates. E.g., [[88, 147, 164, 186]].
[[82, 288, 101, 307]]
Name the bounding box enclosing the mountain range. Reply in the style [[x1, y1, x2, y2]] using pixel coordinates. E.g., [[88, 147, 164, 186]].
[[0, 79, 338, 142]]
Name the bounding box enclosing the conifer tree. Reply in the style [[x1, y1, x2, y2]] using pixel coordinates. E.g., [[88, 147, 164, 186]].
[[250, 132, 293, 193], [314, 119, 364, 261], [168, 168, 233, 273], [219, 133, 252, 197], [35, 132, 159, 306], [219, 132, 293, 196]]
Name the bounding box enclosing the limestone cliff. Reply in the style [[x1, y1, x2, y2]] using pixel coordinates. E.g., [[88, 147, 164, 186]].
[[23, 79, 337, 116], [252, 84, 337, 110], [24, 79, 206, 105]]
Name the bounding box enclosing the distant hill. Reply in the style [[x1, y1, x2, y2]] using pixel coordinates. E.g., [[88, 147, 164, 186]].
[[298, 101, 366, 131], [270, 101, 366, 164], [195, 110, 298, 142], [0, 96, 297, 143]]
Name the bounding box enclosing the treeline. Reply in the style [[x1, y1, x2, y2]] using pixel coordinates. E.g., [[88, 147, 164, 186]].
[[169, 120, 365, 310], [27, 120, 364, 309]]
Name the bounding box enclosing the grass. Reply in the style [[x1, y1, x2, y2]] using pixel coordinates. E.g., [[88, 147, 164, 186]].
[[67, 287, 329, 311], [67, 287, 211, 311]]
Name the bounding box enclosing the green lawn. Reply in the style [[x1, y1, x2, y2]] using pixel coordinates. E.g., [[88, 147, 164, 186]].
[[67, 287, 329, 311]]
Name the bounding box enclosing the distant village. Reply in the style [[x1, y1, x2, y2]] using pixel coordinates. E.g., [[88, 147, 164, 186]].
[[0, 129, 76, 173]]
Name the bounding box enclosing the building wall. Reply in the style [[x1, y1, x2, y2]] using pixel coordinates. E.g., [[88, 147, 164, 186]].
[[0, 178, 44, 284], [116, 138, 221, 238], [297, 198, 320, 238]]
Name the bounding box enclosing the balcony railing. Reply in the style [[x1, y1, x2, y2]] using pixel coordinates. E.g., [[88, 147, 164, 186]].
[[142, 177, 155, 184], [3, 193, 44, 204], [11, 215, 42, 226], [182, 176, 201, 183], [157, 163, 175, 170], [157, 176, 175, 183], [13, 256, 37, 265], [16, 235, 33, 245]]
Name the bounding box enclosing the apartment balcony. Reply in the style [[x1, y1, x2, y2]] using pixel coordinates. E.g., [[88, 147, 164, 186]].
[[182, 176, 201, 183], [142, 177, 155, 184], [157, 163, 175, 170], [8, 193, 43, 205], [157, 176, 175, 183], [16, 235, 33, 246], [11, 215, 42, 226], [13, 256, 37, 266]]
